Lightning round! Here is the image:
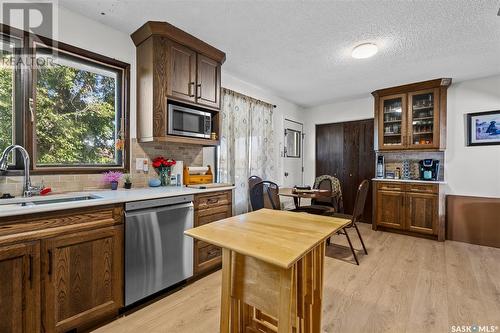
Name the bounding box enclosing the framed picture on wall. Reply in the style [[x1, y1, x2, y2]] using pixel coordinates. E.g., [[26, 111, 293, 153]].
[[467, 110, 500, 146]]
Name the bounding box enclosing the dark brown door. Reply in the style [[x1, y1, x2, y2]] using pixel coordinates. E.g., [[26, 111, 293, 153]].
[[315, 119, 375, 222], [376, 190, 405, 229], [42, 226, 123, 333], [167, 41, 196, 103], [196, 54, 221, 109], [406, 192, 438, 235], [0, 242, 40, 333]]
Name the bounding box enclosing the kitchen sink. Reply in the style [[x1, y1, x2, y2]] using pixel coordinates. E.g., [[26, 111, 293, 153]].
[[0, 195, 101, 207]]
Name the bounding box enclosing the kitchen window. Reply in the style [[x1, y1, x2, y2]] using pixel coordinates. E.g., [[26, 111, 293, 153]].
[[0, 25, 130, 173]]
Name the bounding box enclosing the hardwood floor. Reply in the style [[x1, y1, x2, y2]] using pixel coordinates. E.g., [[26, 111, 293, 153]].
[[94, 223, 500, 333]]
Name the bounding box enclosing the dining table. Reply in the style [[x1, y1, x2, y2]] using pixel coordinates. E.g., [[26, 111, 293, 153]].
[[278, 187, 332, 209], [185, 209, 350, 333]]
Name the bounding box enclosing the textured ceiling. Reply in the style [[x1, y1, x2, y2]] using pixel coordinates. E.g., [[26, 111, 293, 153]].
[[59, 0, 500, 108]]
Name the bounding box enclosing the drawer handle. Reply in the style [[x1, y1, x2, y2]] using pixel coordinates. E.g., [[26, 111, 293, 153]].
[[207, 198, 219, 204], [207, 249, 219, 257]]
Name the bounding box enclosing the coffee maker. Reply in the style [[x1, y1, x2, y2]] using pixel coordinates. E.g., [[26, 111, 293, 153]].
[[418, 159, 440, 181]]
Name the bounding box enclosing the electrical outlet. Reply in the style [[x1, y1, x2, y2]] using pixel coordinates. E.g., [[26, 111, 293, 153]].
[[136, 158, 146, 171]]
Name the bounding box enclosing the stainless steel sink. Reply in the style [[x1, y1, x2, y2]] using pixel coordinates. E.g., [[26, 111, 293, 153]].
[[0, 195, 101, 207]]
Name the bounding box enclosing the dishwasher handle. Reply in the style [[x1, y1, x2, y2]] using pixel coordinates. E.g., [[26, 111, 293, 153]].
[[125, 202, 193, 218]]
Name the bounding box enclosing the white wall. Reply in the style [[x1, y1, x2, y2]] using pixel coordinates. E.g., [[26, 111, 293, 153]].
[[302, 97, 373, 185], [222, 72, 304, 185], [302, 75, 500, 198], [446, 75, 500, 197]]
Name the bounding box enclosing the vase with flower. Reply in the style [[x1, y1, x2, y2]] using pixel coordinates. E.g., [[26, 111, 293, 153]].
[[152, 157, 176, 186], [103, 171, 123, 190]]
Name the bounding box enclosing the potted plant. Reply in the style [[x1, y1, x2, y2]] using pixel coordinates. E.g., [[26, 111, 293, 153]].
[[124, 174, 132, 189], [152, 157, 176, 186], [103, 171, 123, 190]]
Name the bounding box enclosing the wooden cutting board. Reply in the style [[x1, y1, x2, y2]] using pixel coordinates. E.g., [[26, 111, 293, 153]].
[[187, 183, 233, 189]]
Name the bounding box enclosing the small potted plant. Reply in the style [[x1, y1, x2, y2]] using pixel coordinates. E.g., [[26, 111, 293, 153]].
[[124, 174, 132, 189], [103, 171, 123, 190]]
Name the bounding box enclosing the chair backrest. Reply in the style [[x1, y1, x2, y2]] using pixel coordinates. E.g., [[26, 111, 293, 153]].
[[248, 175, 263, 192], [249, 181, 281, 211], [312, 175, 343, 212], [351, 180, 370, 223]]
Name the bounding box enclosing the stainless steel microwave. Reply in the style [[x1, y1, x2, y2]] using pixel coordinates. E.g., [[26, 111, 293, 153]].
[[167, 104, 211, 139]]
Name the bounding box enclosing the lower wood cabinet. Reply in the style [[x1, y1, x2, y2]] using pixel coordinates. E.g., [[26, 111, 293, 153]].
[[374, 182, 443, 240], [42, 225, 123, 333], [193, 190, 232, 275], [0, 242, 40, 333], [0, 204, 123, 333]]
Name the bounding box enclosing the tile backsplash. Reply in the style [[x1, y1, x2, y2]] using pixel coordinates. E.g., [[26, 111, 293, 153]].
[[378, 151, 445, 181], [0, 139, 204, 197]]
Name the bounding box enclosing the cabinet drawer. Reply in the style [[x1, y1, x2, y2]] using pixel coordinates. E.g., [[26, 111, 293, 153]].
[[194, 191, 232, 210], [406, 183, 438, 194], [195, 241, 222, 273], [376, 182, 404, 192], [196, 207, 231, 227]]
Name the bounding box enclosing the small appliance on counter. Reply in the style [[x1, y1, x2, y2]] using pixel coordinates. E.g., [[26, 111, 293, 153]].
[[418, 159, 440, 181], [376, 155, 385, 178]]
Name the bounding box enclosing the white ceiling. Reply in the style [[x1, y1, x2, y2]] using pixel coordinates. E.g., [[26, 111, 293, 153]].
[[59, 0, 500, 108]]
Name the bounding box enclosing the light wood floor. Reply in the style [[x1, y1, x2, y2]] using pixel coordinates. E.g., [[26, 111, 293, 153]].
[[95, 223, 500, 333]]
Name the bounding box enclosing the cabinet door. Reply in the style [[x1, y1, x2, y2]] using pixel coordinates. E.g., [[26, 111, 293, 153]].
[[0, 242, 40, 333], [42, 226, 123, 333], [167, 41, 196, 103], [196, 54, 221, 109], [406, 192, 438, 235], [407, 88, 440, 149], [378, 94, 407, 150], [376, 190, 405, 229]]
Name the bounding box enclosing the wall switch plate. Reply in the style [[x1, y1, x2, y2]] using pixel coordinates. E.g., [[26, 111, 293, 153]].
[[136, 158, 146, 171]]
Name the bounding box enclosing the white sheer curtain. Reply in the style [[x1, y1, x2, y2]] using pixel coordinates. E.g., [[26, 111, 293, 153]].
[[219, 88, 275, 214]]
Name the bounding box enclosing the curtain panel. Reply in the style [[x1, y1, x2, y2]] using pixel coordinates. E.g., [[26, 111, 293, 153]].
[[219, 88, 275, 214]]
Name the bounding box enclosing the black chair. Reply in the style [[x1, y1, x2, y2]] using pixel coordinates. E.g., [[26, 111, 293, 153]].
[[330, 180, 369, 265], [293, 175, 343, 214], [249, 181, 281, 211], [248, 175, 263, 192]]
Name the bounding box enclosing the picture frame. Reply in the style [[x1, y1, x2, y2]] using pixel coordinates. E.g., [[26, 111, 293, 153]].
[[466, 110, 500, 146]]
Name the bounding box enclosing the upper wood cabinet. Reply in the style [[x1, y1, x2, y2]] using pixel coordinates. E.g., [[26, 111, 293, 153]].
[[131, 21, 226, 144], [373, 78, 451, 151], [167, 41, 197, 103]]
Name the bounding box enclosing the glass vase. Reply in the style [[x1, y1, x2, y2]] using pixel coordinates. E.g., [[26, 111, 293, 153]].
[[160, 167, 171, 186]]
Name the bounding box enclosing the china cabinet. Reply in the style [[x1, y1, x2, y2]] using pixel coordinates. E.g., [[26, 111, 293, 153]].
[[373, 78, 451, 151]]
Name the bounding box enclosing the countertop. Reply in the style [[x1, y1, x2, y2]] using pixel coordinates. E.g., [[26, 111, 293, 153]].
[[0, 185, 235, 218], [372, 178, 447, 184], [185, 209, 350, 268]]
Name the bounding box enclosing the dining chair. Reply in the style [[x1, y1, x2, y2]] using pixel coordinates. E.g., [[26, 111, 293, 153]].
[[292, 175, 343, 214], [248, 175, 263, 192], [249, 181, 281, 211], [330, 179, 369, 265]]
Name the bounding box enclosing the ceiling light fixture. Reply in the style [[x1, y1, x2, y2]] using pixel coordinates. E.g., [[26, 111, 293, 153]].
[[351, 43, 378, 59]]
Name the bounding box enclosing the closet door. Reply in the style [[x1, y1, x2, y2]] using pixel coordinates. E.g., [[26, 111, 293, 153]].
[[357, 119, 375, 223], [315, 123, 344, 180], [342, 121, 360, 215]]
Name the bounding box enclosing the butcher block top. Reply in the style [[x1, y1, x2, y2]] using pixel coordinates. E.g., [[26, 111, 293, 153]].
[[185, 209, 350, 269]]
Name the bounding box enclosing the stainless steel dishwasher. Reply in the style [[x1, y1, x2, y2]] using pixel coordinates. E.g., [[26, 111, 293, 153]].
[[124, 195, 194, 306]]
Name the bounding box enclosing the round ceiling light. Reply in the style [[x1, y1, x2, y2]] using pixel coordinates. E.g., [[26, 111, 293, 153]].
[[351, 43, 378, 59]]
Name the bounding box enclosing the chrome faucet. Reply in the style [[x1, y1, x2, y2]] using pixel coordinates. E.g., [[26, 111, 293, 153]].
[[0, 145, 40, 197]]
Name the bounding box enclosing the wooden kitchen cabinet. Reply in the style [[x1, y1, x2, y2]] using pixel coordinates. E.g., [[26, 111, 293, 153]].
[[0, 241, 40, 333], [373, 78, 451, 151], [167, 40, 197, 103], [373, 181, 443, 240], [131, 21, 226, 144], [193, 190, 232, 275], [196, 54, 221, 108], [42, 225, 123, 333], [0, 204, 123, 333]]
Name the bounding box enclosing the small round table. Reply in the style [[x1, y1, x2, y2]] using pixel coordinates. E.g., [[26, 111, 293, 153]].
[[278, 188, 332, 209]]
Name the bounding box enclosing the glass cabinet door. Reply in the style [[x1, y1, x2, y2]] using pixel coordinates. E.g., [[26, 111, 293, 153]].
[[408, 89, 438, 148], [379, 94, 406, 149]]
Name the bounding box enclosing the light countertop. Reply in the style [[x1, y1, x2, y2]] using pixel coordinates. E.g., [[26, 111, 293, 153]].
[[0, 186, 235, 218], [372, 178, 447, 184]]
